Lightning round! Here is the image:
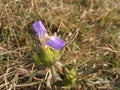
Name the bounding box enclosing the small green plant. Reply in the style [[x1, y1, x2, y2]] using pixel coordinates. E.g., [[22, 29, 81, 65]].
[[32, 20, 65, 66]]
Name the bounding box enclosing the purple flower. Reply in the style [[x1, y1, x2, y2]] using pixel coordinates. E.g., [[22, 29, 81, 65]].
[[32, 20, 65, 50], [46, 36, 65, 50], [32, 20, 47, 40]]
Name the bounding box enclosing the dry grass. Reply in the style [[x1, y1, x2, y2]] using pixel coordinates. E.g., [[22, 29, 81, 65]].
[[0, 0, 120, 89]]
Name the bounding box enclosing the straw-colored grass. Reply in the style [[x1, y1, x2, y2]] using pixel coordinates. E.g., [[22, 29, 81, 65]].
[[0, 0, 120, 89]]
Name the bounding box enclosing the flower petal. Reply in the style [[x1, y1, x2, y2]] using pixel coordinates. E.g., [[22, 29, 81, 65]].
[[32, 20, 47, 40], [46, 36, 65, 50]]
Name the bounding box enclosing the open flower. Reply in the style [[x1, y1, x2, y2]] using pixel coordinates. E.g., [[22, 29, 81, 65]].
[[32, 20, 65, 50], [32, 20, 65, 66]]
